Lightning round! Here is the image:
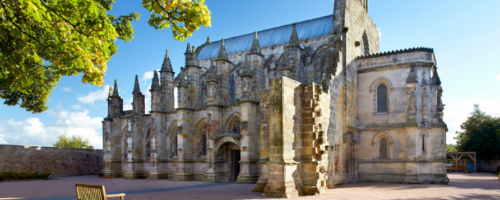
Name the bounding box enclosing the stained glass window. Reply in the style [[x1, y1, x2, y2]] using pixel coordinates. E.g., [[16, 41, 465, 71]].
[[232, 119, 240, 134], [202, 128, 207, 155]]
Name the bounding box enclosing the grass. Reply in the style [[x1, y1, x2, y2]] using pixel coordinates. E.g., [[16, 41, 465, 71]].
[[0, 172, 52, 181]]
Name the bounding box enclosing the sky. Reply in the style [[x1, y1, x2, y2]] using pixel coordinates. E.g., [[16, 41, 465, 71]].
[[1, 0, 499, 149]]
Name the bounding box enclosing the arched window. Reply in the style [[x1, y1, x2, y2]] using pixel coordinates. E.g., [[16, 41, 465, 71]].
[[422, 135, 425, 152], [145, 128, 151, 161], [232, 119, 241, 134], [174, 129, 178, 156], [379, 138, 388, 159], [202, 127, 207, 155], [230, 74, 235, 105], [377, 84, 388, 112]]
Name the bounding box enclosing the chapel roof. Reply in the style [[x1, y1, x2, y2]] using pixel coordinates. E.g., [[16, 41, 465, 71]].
[[197, 15, 334, 60]]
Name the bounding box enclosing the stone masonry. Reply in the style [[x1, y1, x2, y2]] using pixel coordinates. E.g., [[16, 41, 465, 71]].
[[0, 144, 103, 177], [102, 0, 448, 198]]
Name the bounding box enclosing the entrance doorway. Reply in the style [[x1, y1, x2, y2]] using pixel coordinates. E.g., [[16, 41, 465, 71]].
[[230, 150, 240, 182], [215, 142, 240, 182]]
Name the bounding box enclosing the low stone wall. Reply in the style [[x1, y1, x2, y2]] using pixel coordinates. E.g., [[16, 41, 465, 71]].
[[0, 144, 103, 177], [477, 159, 500, 172]]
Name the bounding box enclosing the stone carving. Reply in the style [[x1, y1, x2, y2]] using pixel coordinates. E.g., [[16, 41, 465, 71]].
[[436, 87, 445, 122]]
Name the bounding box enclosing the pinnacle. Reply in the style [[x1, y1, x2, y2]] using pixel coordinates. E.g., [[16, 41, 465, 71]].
[[161, 49, 173, 73], [249, 31, 262, 55], [287, 24, 300, 47], [151, 71, 161, 91], [132, 75, 141, 94], [217, 39, 228, 61], [406, 67, 418, 83], [185, 42, 192, 53], [113, 79, 119, 97]]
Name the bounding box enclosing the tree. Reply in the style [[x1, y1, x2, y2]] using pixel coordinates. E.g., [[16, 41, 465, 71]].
[[455, 104, 500, 160], [446, 144, 457, 152], [0, 0, 211, 113], [53, 134, 94, 149]]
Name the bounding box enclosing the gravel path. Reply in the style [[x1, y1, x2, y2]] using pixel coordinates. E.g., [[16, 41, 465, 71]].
[[0, 172, 498, 200]]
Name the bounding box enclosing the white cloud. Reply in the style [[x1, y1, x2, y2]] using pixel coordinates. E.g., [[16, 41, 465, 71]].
[[145, 84, 152, 113], [140, 69, 160, 85], [0, 109, 104, 149], [444, 99, 500, 144], [63, 87, 72, 92], [123, 98, 133, 110], [71, 105, 83, 110], [494, 72, 500, 81], [77, 85, 110, 104]]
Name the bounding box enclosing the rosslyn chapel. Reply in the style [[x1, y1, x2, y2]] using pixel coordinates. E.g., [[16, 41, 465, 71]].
[[102, 0, 448, 197]]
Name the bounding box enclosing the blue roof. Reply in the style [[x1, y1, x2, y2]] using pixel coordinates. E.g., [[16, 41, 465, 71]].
[[197, 15, 334, 60]]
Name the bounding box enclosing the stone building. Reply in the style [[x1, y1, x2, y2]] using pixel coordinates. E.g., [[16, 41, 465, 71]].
[[102, 0, 448, 197]]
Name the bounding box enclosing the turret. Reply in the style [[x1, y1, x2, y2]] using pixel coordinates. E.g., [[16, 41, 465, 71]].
[[176, 68, 190, 109], [239, 55, 253, 100], [205, 60, 219, 105], [107, 79, 123, 117], [132, 75, 145, 115], [185, 43, 196, 67], [160, 49, 175, 112]]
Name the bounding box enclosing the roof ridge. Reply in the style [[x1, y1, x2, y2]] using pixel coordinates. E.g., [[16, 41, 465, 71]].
[[207, 14, 333, 44], [356, 47, 434, 59]]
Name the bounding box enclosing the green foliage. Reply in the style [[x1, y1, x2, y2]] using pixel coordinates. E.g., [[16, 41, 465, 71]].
[[455, 104, 500, 160], [0, 171, 52, 181], [53, 134, 94, 149], [142, 0, 211, 41], [446, 144, 457, 152], [0, 0, 211, 113]]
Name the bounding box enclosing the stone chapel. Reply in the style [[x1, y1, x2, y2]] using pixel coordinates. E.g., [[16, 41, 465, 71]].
[[102, 0, 448, 197]]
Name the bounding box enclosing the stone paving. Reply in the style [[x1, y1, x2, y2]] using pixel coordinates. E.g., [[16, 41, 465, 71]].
[[0, 173, 498, 200]]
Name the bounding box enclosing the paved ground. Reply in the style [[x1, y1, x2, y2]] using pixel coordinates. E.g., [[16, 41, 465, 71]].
[[0, 172, 499, 200]]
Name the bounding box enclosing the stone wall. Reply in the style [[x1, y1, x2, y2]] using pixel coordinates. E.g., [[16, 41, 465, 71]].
[[0, 144, 103, 177], [477, 159, 500, 172]]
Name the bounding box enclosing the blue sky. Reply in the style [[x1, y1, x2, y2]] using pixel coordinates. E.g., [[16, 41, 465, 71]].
[[1, 0, 499, 149]]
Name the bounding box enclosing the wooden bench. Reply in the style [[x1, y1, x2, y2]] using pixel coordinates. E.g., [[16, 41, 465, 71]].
[[75, 183, 125, 200]]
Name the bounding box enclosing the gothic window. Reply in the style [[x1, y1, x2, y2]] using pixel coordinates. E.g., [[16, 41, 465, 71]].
[[230, 74, 235, 105], [422, 135, 425, 152], [379, 138, 388, 159], [202, 127, 207, 155], [202, 80, 207, 106], [174, 128, 178, 156], [145, 128, 151, 161], [232, 119, 241, 134], [377, 84, 388, 113]]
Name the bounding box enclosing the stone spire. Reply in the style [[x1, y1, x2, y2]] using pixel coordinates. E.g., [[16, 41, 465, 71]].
[[406, 67, 418, 83], [239, 55, 253, 77], [432, 69, 441, 85], [132, 75, 141, 94], [185, 42, 192, 54], [206, 36, 211, 44], [151, 71, 161, 91], [160, 49, 173, 73], [287, 24, 300, 48], [217, 39, 228, 61], [249, 31, 262, 55], [108, 85, 113, 98], [112, 79, 119, 97]]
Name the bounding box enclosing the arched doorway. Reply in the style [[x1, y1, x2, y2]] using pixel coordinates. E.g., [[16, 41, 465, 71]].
[[215, 142, 240, 182], [214, 136, 241, 182]]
